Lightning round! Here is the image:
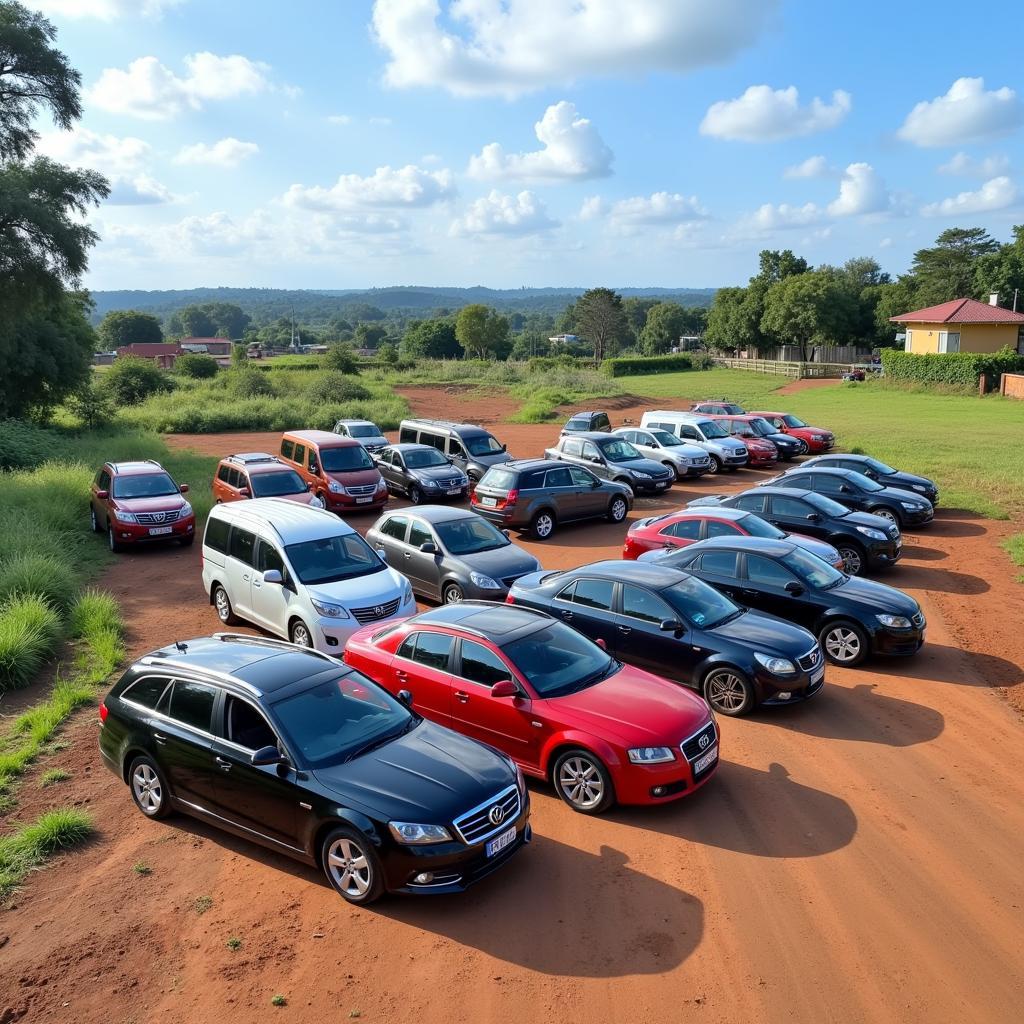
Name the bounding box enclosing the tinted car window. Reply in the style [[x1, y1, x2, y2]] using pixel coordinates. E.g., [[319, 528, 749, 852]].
[[698, 551, 739, 576], [520, 469, 546, 489], [281, 439, 295, 460], [746, 555, 798, 587], [593, 414, 610, 430], [569, 467, 598, 486], [250, 469, 307, 497], [458, 640, 511, 688], [770, 495, 813, 518], [380, 515, 408, 541], [293, 443, 307, 465], [676, 424, 702, 440], [286, 534, 385, 584], [705, 520, 740, 539], [408, 521, 434, 549], [204, 516, 229, 553], [98, 469, 111, 491], [582, 442, 602, 461], [503, 624, 613, 698], [399, 426, 417, 444], [481, 468, 517, 491], [225, 696, 277, 751], [168, 680, 217, 732], [733, 493, 766, 513], [564, 578, 614, 611], [112, 472, 178, 499], [662, 519, 702, 540], [546, 467, 573, 487], [409, 632, 453, 671], [217, 464, 231, 482], [228, 526, 256, 566], [565, 417, 588, 431], [810, 476, 844, 494], [464, 434, 503, 457], [228, 468, 243, 488], [320, 446, 374, 472], [621, 585, 674, 624], [405, 448, 449, 469], [122, 675, 171, 709], [256, 541, 285, 576]]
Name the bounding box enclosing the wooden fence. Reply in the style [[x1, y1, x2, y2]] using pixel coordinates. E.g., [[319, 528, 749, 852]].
[[714, 357, 857, 379]]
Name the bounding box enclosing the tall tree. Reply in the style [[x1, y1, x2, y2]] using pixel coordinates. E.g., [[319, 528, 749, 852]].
[[97, 309, 163, 348], [974, 225, 1024, 311], [638, 302, 688, 355], [760, 270, 847, 361], [455, 305, 509, 359], [574, 287, 628, 362], [401, 317, 461, 359], [354, 322, 388, 349], [623, 296, 660, 345], [910, 227, 998, 305], [704, 287, 758, 353]]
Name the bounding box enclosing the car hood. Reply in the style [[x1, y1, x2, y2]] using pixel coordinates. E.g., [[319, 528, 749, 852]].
[[115, 494, 187, 513], [788, 534, 844, 565], [549, 664, 712, 745], [707, 608, 815, 657], [305, 568, 405, 608], [657, 443, 708, 461], [312, 719, 516, 823], [830, 575, 920, 616], [767, 432, 800, 447], [469, 451, 513, 467], [874, 484, 932, 507], [457, 545, 540, 581], [326, 468, 381, 486], [841, 509, 901, 534], [612, 456, 671, 476], [885, 471, 935, 494], [358, 435, 389, 448], [412, 464, 464, 483]]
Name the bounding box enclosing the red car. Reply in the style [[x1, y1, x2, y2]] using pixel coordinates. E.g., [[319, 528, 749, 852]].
[[90, 460, 195, 552], [707, 415, 778, 466], [748, 411, 835, 454], [623, 508, 846, 569], [344, 603, 719, 815]]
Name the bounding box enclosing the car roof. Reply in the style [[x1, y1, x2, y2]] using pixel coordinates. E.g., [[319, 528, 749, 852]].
[[408, 602, 553, 643], [686, 536, 795, 556], [387, 505, 477, 524], [654, 506, 750, 522], [643, 410, 706, 422], [749, 486, 816, 499], [497, 458, 552, 472], [207, 496, 356, 542], [566, 411, 602, 419], [108, 460, 166, 475], [283, 429, 357, 446], [386, 442, 441, 454], [402, 418, 489, 436], [804, 454, 865, 463], [571, 431, 618, 441], [782, 467, 861, 481], [747, 410, 787, 417], [336, 419, 378, 428], [224, 452, 277, 465], [564, 560, 689, 587], [707, 413, 757, 422]]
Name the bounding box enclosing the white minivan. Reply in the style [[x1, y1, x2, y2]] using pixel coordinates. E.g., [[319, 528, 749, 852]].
[[202, 498, 414, 652]]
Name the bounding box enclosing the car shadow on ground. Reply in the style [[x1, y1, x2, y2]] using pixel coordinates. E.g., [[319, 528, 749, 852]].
[[890, 564, 990, 594], [898, 543, 948, 563], [901, 643, 1024, 688], [923, 516, 987, 538]]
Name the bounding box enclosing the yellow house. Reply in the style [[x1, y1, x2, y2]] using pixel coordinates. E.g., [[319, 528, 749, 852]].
[[890, 297, 1024, 355]]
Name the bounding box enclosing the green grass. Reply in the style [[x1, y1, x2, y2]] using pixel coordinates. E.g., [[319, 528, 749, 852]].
[[133, 861, 152, 876], [271, 995, 287, 1007], [39, 768, 70, 788], [226, 936, 243, 951], [194, 894, 214, 915], [1002, 533, 1024, 581], [0, 808, 93, 903], [0, 595, 63, 692]]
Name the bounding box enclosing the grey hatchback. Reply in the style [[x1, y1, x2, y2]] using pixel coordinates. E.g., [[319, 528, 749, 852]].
[[366, 506, 540, 604], [375, 444, 470, 504]]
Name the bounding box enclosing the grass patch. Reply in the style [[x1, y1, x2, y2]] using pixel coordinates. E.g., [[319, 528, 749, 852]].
[[0, 595, 62, 692], [39, 768, 70, 788], [271, 995, 287, 1007], [0, 552, 79, 612], [226, 936, 243, 951], [1002, 533, 1024, 581], [193, 894, 214, 915], [0, 807, 92, 903], [133, 861, 152, 876]]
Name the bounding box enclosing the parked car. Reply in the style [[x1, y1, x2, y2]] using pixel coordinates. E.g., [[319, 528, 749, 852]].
[[471, 459, 632, 540], [799, 454, 938, 506], [610, 427, 712, 479], [278, 430, 388, 514], [398, 419, 512, 483], [560, 411, 611, 435], [90, 460, 195, 552], [99, 633, 530, 904], [213, 453, 322, 507], [691, 401, 746, 415], [739, 415, 806, 460], [367, 506, 540, 604], [544, 433, 674, 495], [689, 487, 902, 576], [375, 444, 469, 505], [333, 419, 390, 455], [201, 498, 415, 651], [706, 415, 781, 466], [507, 561, 825, 716], [640, 411, 748, 473], [654, 537, 926, 666], [624, 507, 845, 568], [765, 467, 934, 529], [344, 603, 719, 812], [747, 411, 835, 453], [843, 368, 866, 382]]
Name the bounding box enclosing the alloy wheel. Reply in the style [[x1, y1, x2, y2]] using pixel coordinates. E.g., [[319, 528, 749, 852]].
[[443, 583, 464, 604], [214, 587, 231, 623], [874, 508, 900, 528], [408, 485, 422, 505], [609, 497, 627, 522], [533, 513, 554, 539], [838, 546, 863, 575], [704, 670, 751, 715], [132, 763, 162, 815], [326, 837, 373, 898], [557, 755, 605, 811], [291, 621, 312, 647], [708, 457, 722, 474], [824, 625, 863, 664], [90, 507, 98, 532]]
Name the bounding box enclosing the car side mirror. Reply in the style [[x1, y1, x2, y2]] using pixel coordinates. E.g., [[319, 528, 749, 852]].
[[375, 546, 388, 563], [251, 745, 286, 767], [784, 581, 805, 596], [309, 463, 319, 475], [490, 680, 518, 699], [262, 569, 283, 584], [501, 529, 511, 539], [96, 489, 109, 500], [659, 618, 684, 633], [397, 689, 413, 707], [419, 541, 438, 555], [591, 478, 601, 488], [500, 443, 507, 452], [179, 483, 190, 494], [589, 456, 601, 464], [238, 486, 251, 498], [306, 481, 313, 491], [807, 513, 821, 522], [595, 638, 607, 651]]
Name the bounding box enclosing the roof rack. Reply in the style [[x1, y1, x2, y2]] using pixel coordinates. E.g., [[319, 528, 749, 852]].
[[225, 453, 279, 466], [212, 631, 344, 666], [139, 654, 262, 696]]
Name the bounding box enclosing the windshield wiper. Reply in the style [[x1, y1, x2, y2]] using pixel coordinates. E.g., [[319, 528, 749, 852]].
[[706, 609, 745, 629], [345, 720, 416, 762]]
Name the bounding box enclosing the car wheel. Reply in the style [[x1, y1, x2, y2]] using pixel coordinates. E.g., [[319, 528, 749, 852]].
[[442, 582, 464, 604], [836, 542, 866, 576], [552, 749, 615, 814], [607, 496, 628, 523], [531, 510, 556, 540], [871, 507, 901, 529], [212, 584, 238, 624], [662, 461, 680, 480], [90, 506, 100, 533], [290, 619, 313, 648], [820, 619, 868, 667], [707, 456, 723, 475], [179, 534, 194, 547], [107, 524, 123, 553], [317, 491, 329, 510], [408, 484, 422, 505], [321, 826, 385, 905], [129, 756, 171, 819], [703, 666, 755, 716]]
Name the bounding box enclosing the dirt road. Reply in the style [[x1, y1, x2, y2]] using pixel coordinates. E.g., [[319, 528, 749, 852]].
[[3, 398, 1024, 1023]]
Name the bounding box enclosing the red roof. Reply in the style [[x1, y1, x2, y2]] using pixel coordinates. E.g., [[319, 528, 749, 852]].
[[889, 298, 1024, 324]]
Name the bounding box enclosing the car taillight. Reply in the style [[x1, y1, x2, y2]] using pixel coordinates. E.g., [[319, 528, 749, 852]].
[[99, 701, 108, 723], [504, 489, 518, 508], [505, 593, 515, 604]]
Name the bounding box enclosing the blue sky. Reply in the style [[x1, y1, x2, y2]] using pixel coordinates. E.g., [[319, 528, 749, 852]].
[[32, 0, 1024, 291]]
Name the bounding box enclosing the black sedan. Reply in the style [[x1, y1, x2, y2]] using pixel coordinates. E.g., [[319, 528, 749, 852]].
[[99, 634, 529, 904], [655, 537, 926, 666], [747, 416, 805, 460], [800, 454, 939, 506], [508, 561, 824, 716], [765, 467, 933, 529], [375, 443, 470, 504]]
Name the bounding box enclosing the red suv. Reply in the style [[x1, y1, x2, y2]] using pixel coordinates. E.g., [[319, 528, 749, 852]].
[[707, 415, 778, 466], [90, 461, 195, 552], [747, 411, 835, 453], [344, 603, 719, 815]]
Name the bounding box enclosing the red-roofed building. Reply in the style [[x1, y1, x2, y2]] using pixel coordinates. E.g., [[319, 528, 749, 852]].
[[116, 343, 182, 368], [180, 337, 234, 357], [890, 296, 1024, 355]]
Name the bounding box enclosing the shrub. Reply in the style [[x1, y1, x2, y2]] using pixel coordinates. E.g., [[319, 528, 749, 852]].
[[176, 353, 219, 379], [0, 552, 78, 612], [601, 353, 694, 377], [304, 372, 371, 405], [64, 380, 116, 429], [0, 419, 57, 471], [881, 348, 1024, 390], [103, 357, 173, 406], [324, 343, 359, 374], [227, 368, 276, 398], [0, 595, 62, 693]]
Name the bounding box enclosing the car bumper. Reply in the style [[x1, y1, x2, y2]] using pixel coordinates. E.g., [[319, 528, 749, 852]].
[[418, 486, 471, 502], [872, 625, 926, 657], [322, 493, 389, 513], [471, 504, 528, 528], [803, 437, 834, 453], [108, 517, 196, 544], [610, 753, 720, 805], [315, 602, 414, 652], [681, 463, 713, 477], [723, 453, 749, 466], [754, 667, 825, 706], [902, 507, 934, 527], [634, 479, 674, 495], [866, 540, 903, 568], [745, 453, 778, 466]]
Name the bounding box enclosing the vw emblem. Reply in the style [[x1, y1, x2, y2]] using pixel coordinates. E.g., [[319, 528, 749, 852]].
[[698, 733, 711, 750], [488, 804, 505, 826], [374, 605, 384, 617]]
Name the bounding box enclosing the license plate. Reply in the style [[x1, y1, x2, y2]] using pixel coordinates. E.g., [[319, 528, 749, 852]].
[[693, 746, 718, 774], [811, 666, 825, 684], [486, 826, 517, 857], [481, 496, 497, 507], [356, 497, 372, 504], [447, 488, 461, 495], [148, 526, 172, 536], [656, 481, 668, 489]]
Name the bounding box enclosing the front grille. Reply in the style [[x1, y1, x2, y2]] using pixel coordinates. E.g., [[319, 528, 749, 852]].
[[501, 574, 527, 588], [135, 509, 180, 524], [453, 785, 521, 845], [350, 597, 401, 624], [887, 526, 900, 539], [797, 645, 822, 672], [346, 484, 377, 497], [681, 722, 717, 762], [912, 612, 925, 628], [440, 478, 462, 488]]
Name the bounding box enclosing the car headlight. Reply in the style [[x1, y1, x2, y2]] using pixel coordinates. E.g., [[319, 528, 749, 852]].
[[856, 526, 887, 541], [469, 571, 502, 590], [900, 501, 922, 510], [632, 470, 652, 480], [309, 495, 325, 508], [508, 759, 526, 794], [112, 508, 137, 523], [877, 613, 912, 628], [421, 478, 440, 490], [754, 653, 797, 675], [458, 475, 469, 486], [310, 597, 349, 618], [911, 484, 927, 493], [388, 822, 452, 845], [328, 480, 344, 494], [401, 580, 414, 605], [179, 501, 193, 518], [627, 746, 676, 764], [811, 434, 825, 441]]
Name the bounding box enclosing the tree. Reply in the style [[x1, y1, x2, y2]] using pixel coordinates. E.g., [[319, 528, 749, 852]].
[[873, 276, 921, 345], [510, 329, 551, 360], [97, 309, 162, 349], [177, 306, 217, 338], [230, 343, 247, 366], [910, 227, 999, 305], [974, 225, 1024, 311], [760, 271, 848, 361], [324, 342, 359, 374], [704, 287, 758, 353], [343, 302, 386, 322], [401, 317, 460, 359], [176, 353, 219, 379], [102, 356, 172, 407], [354, 322, 388, 349], [623, 297, 660, 344], [639, 302, 688, 355], [455, 305, 509, 359], [574, 288, 628, 362], [65, 377, 114, 428], [377, 342, 399, 366]]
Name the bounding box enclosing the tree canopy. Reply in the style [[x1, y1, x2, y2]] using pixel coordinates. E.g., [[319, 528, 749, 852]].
[[455, 305, 510, 359], [97, 309, 163, 349], [574, 288, 628, 362]]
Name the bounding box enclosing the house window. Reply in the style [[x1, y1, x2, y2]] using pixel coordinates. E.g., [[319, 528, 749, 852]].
[[938, 331, 960, 354], [904, 329, 913, 352]]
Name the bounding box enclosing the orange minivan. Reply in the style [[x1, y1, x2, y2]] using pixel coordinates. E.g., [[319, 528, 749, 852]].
[[212, 453, 320, 506], [278, 430, 388, 513]]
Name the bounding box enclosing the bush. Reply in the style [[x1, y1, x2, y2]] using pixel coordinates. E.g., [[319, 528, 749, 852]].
[[601, 353, 694, 377], [64, 381, 116, 429], [881, 348, 1024, 390], [0, 420, 58, 471], [103, 357, 173, 406], [227, 368, 276, 398], [324, 343, 359, 374], [304, 372, 371, 405], [0, 595, 62, 693], [0, 552, 78, 612], [176, 354, 219, 379]]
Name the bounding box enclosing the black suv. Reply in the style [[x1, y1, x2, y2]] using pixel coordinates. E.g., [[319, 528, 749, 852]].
[[99, 634, 529, 904], [800, 454, 939, 507], [375, 444, 470, 504], [689, 487, 902, 576], [766, 467, 934, 529], [561, 411, 611, 435]]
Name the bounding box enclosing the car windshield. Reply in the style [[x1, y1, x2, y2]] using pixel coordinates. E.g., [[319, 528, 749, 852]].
[[735, 428, 758, 438], [650, 429, 684, 447], [465, 433, 504, 457], [749, 418, 776, 437], [662, 576, 741, 630], [435, 517, 508, 555], [782, 547, 846, 589], [112, 472, 178, 499], [285, 533, 385, 584], [345, 424, 380, 439], [320, 446, 374, 472], [803, 491, 851, 517], [405, 448, 450, 469], [479, 468, 517, 491], [250, 470, 307, 497], [863, 457, 896, 475], [504, 623, 617, 698], [738, 514, 786, 539], [697, 420, 728, 439], [273, 673, 413, 769], [597, 439, 642, 463], [782, 414, 808, 428], [849, 474, 884, 492]]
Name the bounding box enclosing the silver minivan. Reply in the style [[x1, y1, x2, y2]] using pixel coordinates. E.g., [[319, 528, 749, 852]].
[[398, 419, 513, 483], [640, 411, 748, 474]]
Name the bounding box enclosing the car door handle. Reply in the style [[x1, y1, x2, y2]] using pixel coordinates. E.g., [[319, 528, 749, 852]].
[[215, 756, 232, 772], [560, 609, 574, 620], [403, 551, 412, 559], [153, 732, 167, 746], [454, 691, 470, 703], [740, 588, 758, 597], [617, 625, 632, 635], [396, 670, 408, 681]]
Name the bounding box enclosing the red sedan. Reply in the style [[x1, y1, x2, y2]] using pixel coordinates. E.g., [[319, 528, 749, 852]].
[[623, 507, 846, 568], [344, 603, 719, 814], [748, 411, 835, 453]]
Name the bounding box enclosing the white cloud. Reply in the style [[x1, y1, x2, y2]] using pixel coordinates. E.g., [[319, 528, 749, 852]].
[[283, 164, 456, 211], [608, 191, 709, 227], [87, 52, 273, 120], [879, 237, 893, 249], [175, 138, 259, 168], [827, 162, 892, 216], [937, 152, 1011, 178], [372, 0, 779, 98], [468, 101, 612, 182], [783, 155, 833, 179], [921, 176, 1018, 217], [747, 202, 822, 230], [578, 196, 608, 221], [327, 114, 353, 125], [897, 78, 1024, 147], [700, 85, 850, 142], [450, 190, 558, 236], [106, 175, 178, 205], [35, 0, 184, 18]]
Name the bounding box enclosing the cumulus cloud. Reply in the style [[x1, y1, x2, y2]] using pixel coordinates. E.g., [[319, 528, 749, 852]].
[[921, 176, 1018, 217], [327, 114, 354, 125], [897, 78, 1024, 147], [449, 190, 558, 236], [938, 152, 1011, 178], [87, 52, 273, 119], [106, 175, 178, 205], [35, 0, 184, 18], [372, 0, 779, 97], [607, 192, 708, 228], [283, 164, 456, 211], [747, 202, 822, 230], [468, 101, 612, 181], [783, 155, 833, 179], [700, 85, 850, 142], [827, 162, 892, 216], [175, 138, 259, 168], [578, 196, 608, 221]]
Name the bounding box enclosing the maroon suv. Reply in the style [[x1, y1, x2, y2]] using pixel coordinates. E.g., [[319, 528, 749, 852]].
[[90, 461, 196, 552]]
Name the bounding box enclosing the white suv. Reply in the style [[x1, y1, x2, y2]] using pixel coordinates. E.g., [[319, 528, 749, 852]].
[[202, 498, 414, 652]]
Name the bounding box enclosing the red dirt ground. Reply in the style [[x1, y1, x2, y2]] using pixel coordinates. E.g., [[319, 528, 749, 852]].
[[3, 388, 1024, 1023]]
